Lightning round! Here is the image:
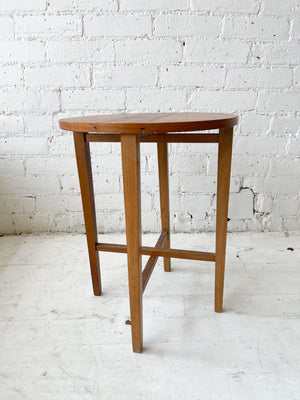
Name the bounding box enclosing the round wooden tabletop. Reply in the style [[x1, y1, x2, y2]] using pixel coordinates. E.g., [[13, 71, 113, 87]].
[[59, 112, 238, 134]]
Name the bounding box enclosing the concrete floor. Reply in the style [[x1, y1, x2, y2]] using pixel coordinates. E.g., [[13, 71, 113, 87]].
[[0, 232, 299, 399]]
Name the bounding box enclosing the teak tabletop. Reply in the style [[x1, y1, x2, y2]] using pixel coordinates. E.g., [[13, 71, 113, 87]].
[[59, 111, 238, 353], [59, 112, 238, 133]]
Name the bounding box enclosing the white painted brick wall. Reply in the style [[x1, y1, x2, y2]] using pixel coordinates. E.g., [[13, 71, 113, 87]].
[[15, 15, 82, 37], [0, 0, 299, 235]]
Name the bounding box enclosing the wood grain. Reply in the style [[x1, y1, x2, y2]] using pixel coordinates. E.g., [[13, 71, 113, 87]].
[[157, 141, 171, 271], [215, 127, 233, 312], [85, 133, 219, 143], [73, 132, 101, 296], [95, 242, 216, 262], [141, 246, 215, 262], [60, 112, 238, 133], [121, 133, 143, 353], [142, 231, 167, 293]]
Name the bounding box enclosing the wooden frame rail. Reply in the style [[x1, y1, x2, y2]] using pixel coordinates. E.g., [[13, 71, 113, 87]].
[[95, 235, 216, 263], [141, 231, 167, 293], [86, 133, 219, 143]]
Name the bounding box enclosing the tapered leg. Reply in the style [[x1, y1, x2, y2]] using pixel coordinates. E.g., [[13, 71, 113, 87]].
[[215, 127, 233, 312], [157, 142, 171, 271], [73, 132, 101, 296], [121, 134, 143, 353]]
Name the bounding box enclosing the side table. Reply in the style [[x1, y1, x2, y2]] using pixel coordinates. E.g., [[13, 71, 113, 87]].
[[59, 112, 238, 353]]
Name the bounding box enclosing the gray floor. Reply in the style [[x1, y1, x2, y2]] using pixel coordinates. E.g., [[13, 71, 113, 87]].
[[0, 232, 299, 399]]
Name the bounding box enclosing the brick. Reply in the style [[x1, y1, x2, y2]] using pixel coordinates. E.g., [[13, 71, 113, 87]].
[[0, 65, 23, 87], [272, 197, 300, 216], [89, 143, 112, 157], [96, 210, 126, 232], [257, 92, 299, 113], [141, 193, 153, 210], [48, 0, 117, 11], [0, 0, 46, 11], [228, 189, 253, 220], [36, 195, 83, 213], [53, 136, 109, 159], [171, 175, 217, 194], [183, 39, 250, 63], [0, 137, 49, 155], [226, 67, 292, 89], [47, 40, 114, 63], [171, 194, 212, 215], [90, 155, 123, 174], [252, 43, 300, 65], [270, 115, 300, 134], [0, 176, 59, 195], [228, 155, 270, 176], [172, 143, 218, 158], [84, 15, 151, 37], [0, 196, 35, 213], [255, 194, 273, 213], [140, 142, 157, 155], [36, 195, 66, 213], [141, 210, 159, 232], [171, 211, 196, 232], [49, 135, 77, 156], [294, 67, 300, 88], [61, 89, 125, 110], [120, 0, 189, 11], [94, 194, 125, 210], [190, 90, 257, 112], [24, 65, 90, 88], [262, 177, 300, 195], [161, 65, 225, 88], [282, 216, 300, 231], [0, 41, 45, 63], [60, 174, 120, 194], [93, 66, 157, 87], [154, 15, 222, 37], [270, 157, 300, 176], [288, 138, 300, 156], [64, 195, 83, 212], [0, 195, 35, 214], [234, 136, 288, 155], [23, 90, 60, 114], [191, 0, 260, 13], [15, 16, 82, 38], [126, 89, 187, 111], [137, 175, 158, 196], [241, 113, 271, 134], [0, 159, 24, 176], [169, 155, 208, 175], [0, 214, 14, 235], [223, 16, 289, 40], [24, 115, 53, 135], [52, 212, 84, 232], [292, 19, 300, 39], [12, 213, 51, 234], [0, 90, 23, 113], [0, 116, 23, 134], [260, 0, 300, 16], [115, 40, 182, 63], [0, 17, 14, 39], [26, 157, 76, 176]]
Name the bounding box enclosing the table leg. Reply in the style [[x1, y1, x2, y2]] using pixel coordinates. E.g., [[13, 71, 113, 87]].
[[73, 131, 101, 296], [215, 127, 233, 312], [121, 134, 143, 353], [157, 142, 171, 272]]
